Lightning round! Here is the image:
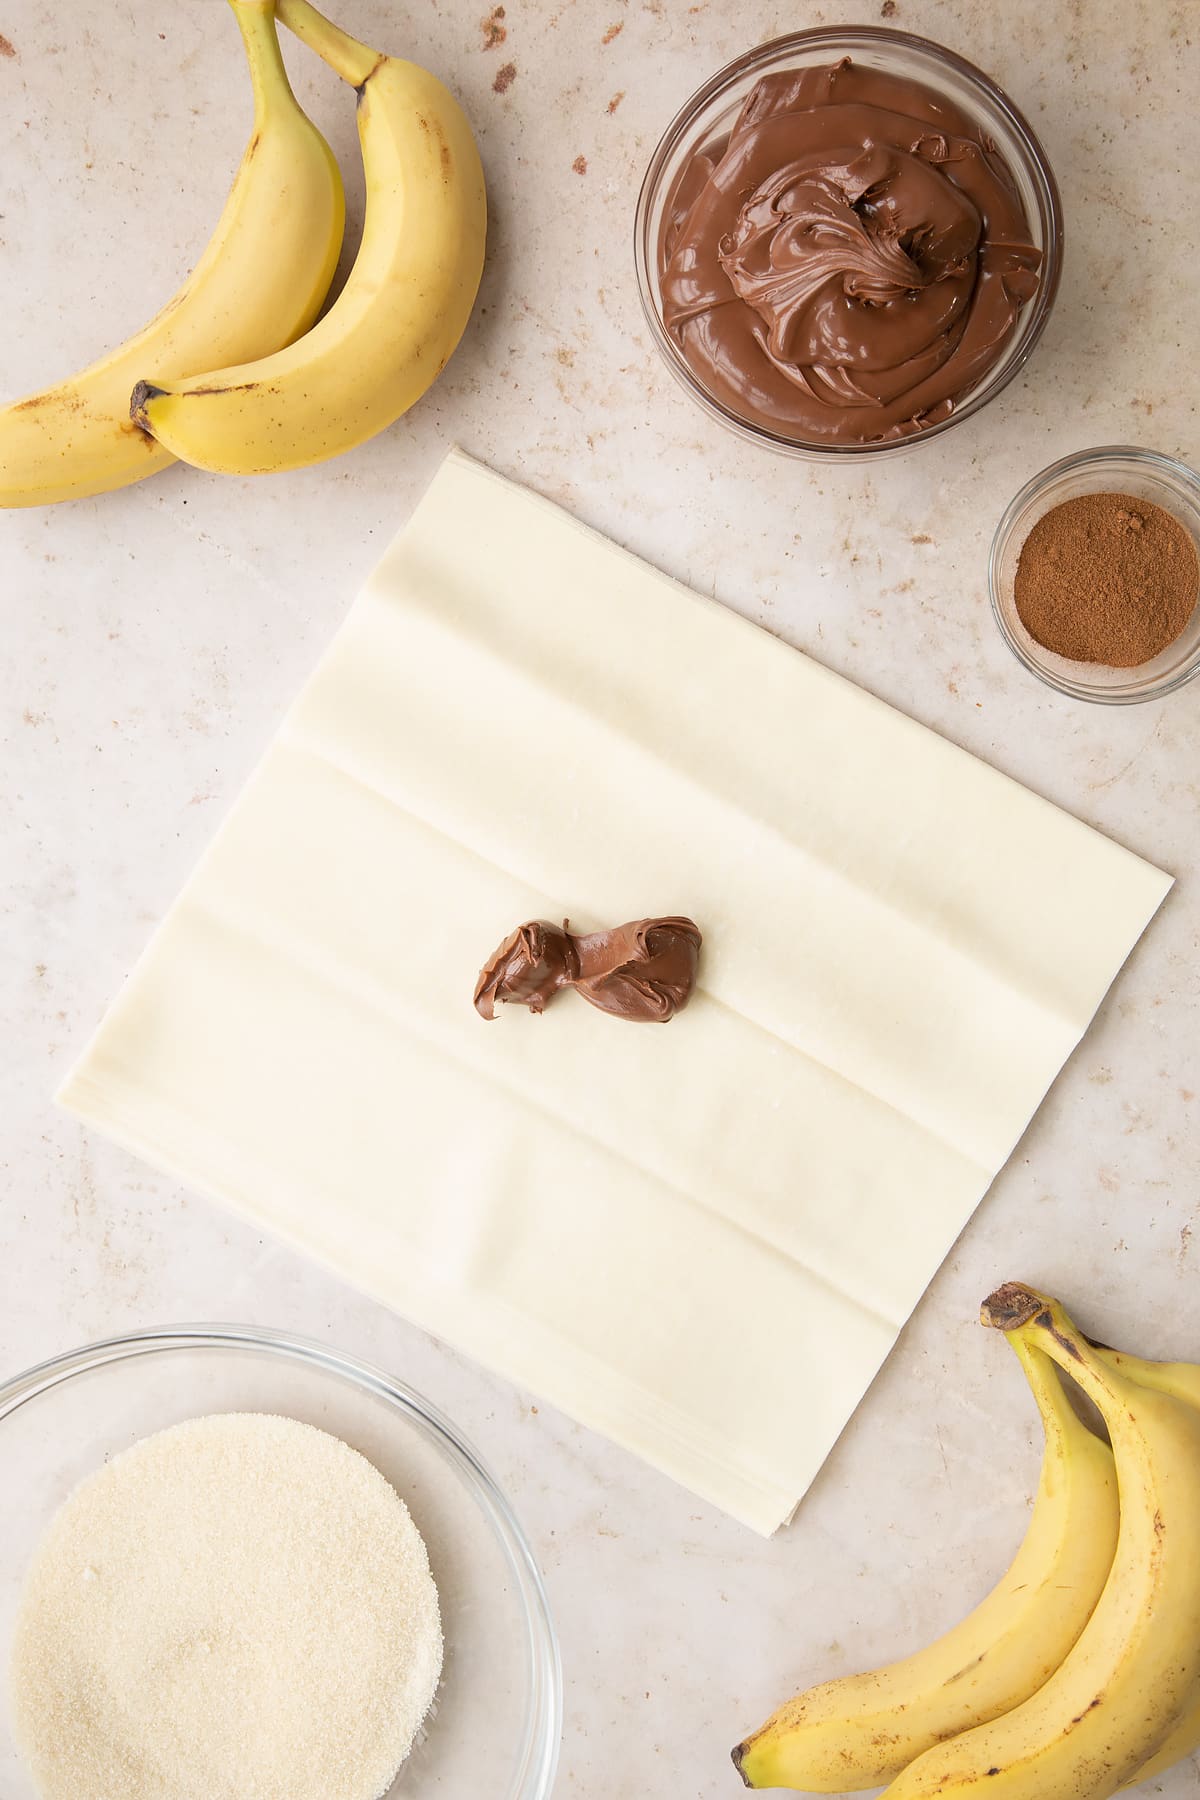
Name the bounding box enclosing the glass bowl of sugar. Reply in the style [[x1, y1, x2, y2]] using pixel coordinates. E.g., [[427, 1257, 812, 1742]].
[[0, 1325, 561, 1800]]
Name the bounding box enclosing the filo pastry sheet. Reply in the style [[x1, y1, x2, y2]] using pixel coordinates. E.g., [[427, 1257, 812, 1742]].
[[59, 451, 1171, 1533]]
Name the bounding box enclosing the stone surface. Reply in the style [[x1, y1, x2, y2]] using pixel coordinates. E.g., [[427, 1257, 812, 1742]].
[[1, 1, 1197, 1794]]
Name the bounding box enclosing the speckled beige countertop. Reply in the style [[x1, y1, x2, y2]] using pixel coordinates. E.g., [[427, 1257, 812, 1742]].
[[2, 0, 1198, 1794]]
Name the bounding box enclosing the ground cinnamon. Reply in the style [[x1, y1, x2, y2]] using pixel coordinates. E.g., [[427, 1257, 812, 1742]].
[[1013, 491, 1198, 667]]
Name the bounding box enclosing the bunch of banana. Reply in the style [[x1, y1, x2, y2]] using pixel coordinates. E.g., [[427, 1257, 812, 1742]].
[[0, 0, 485, 507], [0, 1, 345, 507], [132, 0, 487, 476], [734, 1282, 1200, 1799]]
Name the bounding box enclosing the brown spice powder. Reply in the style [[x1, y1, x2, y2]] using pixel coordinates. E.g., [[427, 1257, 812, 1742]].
[[1013, 491, 1198, 668]]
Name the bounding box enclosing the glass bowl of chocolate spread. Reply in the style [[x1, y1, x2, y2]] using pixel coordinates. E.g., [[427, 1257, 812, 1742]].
[[635, 27, 1062, 459]]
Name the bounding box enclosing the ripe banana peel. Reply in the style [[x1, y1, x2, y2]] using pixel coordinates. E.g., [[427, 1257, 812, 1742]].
[[131, 0, 487, 475], [733, 1335, 1119, 1792], [875, 1285, 1200, 1800], [0, 0, 344, 507], [1093, 1345, 1200, 1788]]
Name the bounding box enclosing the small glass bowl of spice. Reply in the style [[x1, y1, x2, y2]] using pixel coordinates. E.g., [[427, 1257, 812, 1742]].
[[989, 446, 1200, 702]]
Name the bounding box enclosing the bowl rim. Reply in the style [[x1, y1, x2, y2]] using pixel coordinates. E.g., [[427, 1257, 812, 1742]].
[[0, 1322, 563, 1800], [987, 442, 1200, 704], [633, 23, 1064, 462]]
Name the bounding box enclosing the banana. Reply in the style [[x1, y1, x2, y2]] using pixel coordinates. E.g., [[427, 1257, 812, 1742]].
[[1092, 1346, 1200, 1789], [878, 1284, 1200, 1800], [1094, 1344, 1200, 1412], [0, 1, 344, 508], [733, 1338, 1119, 1792], [130, 0, 486, 475]]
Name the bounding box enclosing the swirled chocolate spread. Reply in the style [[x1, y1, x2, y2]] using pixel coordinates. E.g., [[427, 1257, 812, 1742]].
[[474, 917, 702, 1023], [658, 58, 1043, 444]]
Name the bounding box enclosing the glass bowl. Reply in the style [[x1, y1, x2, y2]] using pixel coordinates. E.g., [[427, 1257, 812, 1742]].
[[989, 446, 1200, 703], [0, 1325, 561, 1800], [634, 26, 1062, 461]]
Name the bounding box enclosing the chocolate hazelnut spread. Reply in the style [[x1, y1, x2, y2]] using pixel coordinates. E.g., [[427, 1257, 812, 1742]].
[[474, 917, 702, 1023], [658, 57, 1043, 445]]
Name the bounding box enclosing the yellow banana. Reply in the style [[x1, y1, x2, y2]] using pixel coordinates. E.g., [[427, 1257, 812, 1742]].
[[733, 1338, 1119, 1791], [0, 1, 344, 508], [1091, 1346, 1200, 1789], [879, 1285, 1200, 1800], [130, 0, 486, 475], [1094, 1344, 1200, 1412]]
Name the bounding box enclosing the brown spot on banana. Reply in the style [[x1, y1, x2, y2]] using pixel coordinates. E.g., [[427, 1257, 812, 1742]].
[[353, 54, 387, 102], [119, 417, 161, 448], [176, 382, 265, 396], [943, 1650, 988, 1685], [1028, 1307, 1086, 1362]]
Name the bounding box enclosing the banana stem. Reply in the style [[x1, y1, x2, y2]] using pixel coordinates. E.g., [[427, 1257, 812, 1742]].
[[275, 0, 384, 88], [982, 1283, 1123, 1416], [227, 0, 296, 118], [980, 1281, 1045, 1333], [1009, 1334, 1086, 1445]]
